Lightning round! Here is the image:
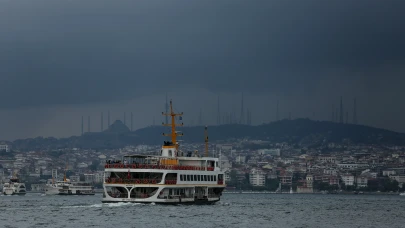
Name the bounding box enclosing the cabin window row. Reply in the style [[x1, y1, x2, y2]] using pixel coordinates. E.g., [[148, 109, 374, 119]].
[[180, 174, 217, 182]]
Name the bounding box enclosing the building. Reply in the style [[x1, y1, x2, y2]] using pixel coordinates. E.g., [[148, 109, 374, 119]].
[[279, 172, 293, 186], [318, 156, 337, 164], [249, 168, 266, 187], [341, 174, 355, 186], [84, 174, 95, 183], [0, 143, 11, 152], [258, 149, 281, 156], [356, 176, 368, 188]]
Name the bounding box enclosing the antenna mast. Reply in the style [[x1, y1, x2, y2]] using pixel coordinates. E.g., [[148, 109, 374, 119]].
[[162, 100, 184, 151], [204, 126, 208, 157]]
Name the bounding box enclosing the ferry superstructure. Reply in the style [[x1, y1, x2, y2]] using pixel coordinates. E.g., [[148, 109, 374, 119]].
[[45, 165, 95, 195], [45, 179, 95, 195], [2, 177, 26, 195], [102, 100, 225, 204]]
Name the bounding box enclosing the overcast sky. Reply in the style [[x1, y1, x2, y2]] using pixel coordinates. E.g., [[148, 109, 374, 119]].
[[0, 0, 405, 140]]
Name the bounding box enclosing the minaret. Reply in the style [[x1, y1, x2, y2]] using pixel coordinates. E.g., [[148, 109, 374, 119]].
[[88, 116, 90, 132], [131, 112, 133, 131], [276, 100, 279, 121], [240, 92, 245, 124], [353, 98, 358, 124], [81, 116, 84, 135], [101, 112, 104, 131], [107, 110, 110, 127], [217, 95, 221, 125], [339, 96, 343, 123]]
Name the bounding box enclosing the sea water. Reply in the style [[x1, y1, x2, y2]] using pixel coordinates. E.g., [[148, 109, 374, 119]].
[[1, 193, 404, 228]]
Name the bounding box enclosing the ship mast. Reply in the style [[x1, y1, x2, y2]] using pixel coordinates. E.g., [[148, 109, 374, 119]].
[[204, 126, 208, 157], [63, 161, 68, 182], [162, 99, 184, 151]]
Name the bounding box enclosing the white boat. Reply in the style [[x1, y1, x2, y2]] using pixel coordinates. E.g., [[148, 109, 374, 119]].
[[45, 162, 95, 195], [2, 177, 26, 195], [45, 178, 71, 195], [399, 193, 405, 196], [46, 179, 95, 195], [102, 100, 226, 204]]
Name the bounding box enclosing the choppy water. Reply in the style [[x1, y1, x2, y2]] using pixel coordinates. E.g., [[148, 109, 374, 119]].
[[1, 193, 405, 228]]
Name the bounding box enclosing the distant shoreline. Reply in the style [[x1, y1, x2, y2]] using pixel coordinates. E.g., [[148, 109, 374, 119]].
[[223, 191, 403, 195]]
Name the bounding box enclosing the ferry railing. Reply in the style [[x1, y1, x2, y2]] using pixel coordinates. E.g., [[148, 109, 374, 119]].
[[105, 163, 215, 171], [105, 178, 162, 185]]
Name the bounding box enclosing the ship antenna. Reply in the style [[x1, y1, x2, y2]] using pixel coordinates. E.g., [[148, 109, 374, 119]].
[[162, 99, 184, 153], [64, 161, 68, 182], [204, 126, 208, 157]]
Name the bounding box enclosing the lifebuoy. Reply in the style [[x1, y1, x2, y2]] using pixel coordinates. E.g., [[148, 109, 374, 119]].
[[120, 164, 124, 168], [114, 164, 118, 168], [135, 179, 140, 184], [104, 164, 108, 168], [152, 180, 156, 184], [143, 179, 148, 184]]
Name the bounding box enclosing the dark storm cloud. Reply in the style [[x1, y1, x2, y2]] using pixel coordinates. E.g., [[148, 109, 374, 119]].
[[0, 0, 405, 108]]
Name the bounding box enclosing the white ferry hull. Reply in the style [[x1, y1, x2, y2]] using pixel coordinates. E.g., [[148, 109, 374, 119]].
[[2, 187, 26, 195], [102, 184, 223, 205], [45, 186, 61, 195]]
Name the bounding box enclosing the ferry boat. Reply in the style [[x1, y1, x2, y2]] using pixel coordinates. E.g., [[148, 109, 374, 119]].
[[45, 166, 95, 195], [2, 177, 26, 195], [102, 100, 226, 204], [45, 175, 95, 195]]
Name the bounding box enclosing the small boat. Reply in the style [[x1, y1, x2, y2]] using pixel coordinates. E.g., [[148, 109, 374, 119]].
[[45, 163, 95, 195], [2, 177, 26, 195], [399, 193, 405, 196], [58, 181, 95, 195]]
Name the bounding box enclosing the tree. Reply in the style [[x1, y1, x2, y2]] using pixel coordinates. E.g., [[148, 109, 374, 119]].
[[265, 178, 279, 191]]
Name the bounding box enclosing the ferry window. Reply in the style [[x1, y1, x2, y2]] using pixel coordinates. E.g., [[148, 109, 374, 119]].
[[160, 150, 163, 156], [204, 175, 207, 181], [191, 175, 194, 181], [169, 150, 172, 157], [194, 175, 197, 181], [200, 175, 203, 181], [187, 175, 190, 181], [197, 175, 200, 181], [218, 174, 224, 180], [214, 175, 217, 181], [180, 175, 183, 181]]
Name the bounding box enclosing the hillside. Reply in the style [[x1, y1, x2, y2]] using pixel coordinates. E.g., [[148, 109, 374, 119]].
[[10, 119, 405, 151]]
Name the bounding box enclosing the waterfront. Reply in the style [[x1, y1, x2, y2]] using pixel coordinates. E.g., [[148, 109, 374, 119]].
[[1, 193, 405, 228]]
